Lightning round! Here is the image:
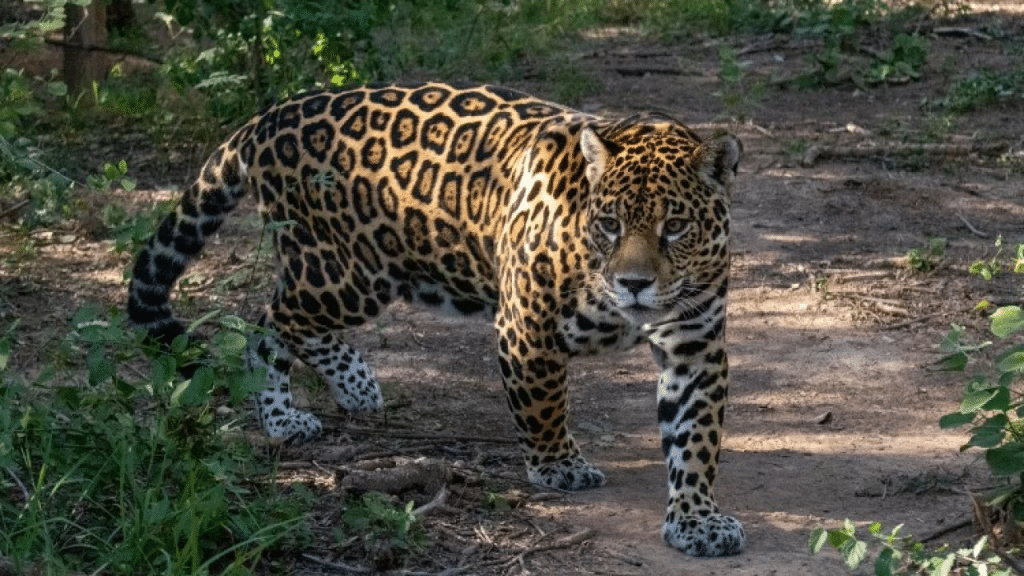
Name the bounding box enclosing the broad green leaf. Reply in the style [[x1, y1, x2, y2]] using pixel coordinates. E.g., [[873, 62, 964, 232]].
[[171, 333, 190, 354], [56, 386, 82, 409], [937, 325, 966, 354], [827, 522, 854, 547], [937, 324, 989, 357], [114, 378, 135, 399], [218, 315, 249, 332], [985, 442, 1024, 476], [930, 352, 967, 372], [151, 354, 176, 389], [874, 546, 900, 576], [929, 552, 954, 576], [960, 387, 1001, 414], [808, 527, 828, 554], [981, 386, 1012, 412], [231, 369, 267, 404], [87, 347, 115, 386], [987, 484, 1020, 507], [971, 535, 988, 558], [966, 414, 1008, 448], [211, 331, 247, 356], [995, 345, 1024, 373], [840, 538, 868, 570], [0, 334, 10, 372], [885, 524, 904, 541], [171, 365, 215, 406], [990, 306, 1024, 338], [46, 81, 67, 97], [938, 411, 974, 429], [999, 370, 1016, 387]]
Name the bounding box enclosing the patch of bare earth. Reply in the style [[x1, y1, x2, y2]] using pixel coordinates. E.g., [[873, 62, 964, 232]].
[[2, 5, 1024, 575]]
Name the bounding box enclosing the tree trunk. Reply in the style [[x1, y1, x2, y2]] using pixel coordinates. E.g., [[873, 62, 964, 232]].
[[64, 0, 109, 102]]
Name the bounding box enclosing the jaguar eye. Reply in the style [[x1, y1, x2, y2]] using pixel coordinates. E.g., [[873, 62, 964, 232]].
[[663, 218, 690, 237], [597, 217, 621, 236]]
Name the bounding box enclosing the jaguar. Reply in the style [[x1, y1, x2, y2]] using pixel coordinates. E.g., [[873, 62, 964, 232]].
[[127, 82, 743, 557]]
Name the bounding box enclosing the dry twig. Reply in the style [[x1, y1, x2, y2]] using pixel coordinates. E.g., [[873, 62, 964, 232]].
[[476, 528, 596, 571], [299, 553, 372, 574], [932, 26, 993, 41], [956, 212, 989, 238], [412, 486, 451, 517], [0, 200, 30, 221]]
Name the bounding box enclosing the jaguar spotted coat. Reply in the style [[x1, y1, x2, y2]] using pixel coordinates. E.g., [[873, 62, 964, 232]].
[[127, 83, 743, 557]]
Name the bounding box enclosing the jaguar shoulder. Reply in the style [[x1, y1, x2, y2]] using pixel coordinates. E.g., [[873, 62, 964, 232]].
[[127, 82, 744, 557]]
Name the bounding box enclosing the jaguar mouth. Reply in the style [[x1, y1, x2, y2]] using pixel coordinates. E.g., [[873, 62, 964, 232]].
[[619, 303, 667, 326]]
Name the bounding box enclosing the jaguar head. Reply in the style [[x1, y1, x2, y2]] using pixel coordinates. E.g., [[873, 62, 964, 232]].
[[579, 120, 741, 324]]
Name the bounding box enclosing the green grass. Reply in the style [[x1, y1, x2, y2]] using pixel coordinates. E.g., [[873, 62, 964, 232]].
[[0, 309, 310, 575]]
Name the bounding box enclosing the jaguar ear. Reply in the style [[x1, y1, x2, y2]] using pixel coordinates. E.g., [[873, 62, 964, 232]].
[[580, 127, 617, 191], [702, 134, 742, 190]]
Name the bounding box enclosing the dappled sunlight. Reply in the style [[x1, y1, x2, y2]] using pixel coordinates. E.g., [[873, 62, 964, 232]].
[[759, 232, 833, 244], [726, 432, 964, 457], [969, 1, 1024, 13]]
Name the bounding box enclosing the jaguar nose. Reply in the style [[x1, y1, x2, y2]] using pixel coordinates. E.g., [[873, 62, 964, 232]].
[[617, 276, 655, 295]]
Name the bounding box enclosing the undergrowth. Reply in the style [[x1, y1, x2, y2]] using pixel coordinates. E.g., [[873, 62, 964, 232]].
[[811, 238, 1024, 575], [0, 308, 313, 574]]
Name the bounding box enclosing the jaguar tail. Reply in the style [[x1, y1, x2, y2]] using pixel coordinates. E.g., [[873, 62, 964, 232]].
[[126, 136, 250, 345]]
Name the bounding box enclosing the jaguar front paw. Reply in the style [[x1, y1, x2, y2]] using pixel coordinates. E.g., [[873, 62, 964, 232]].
[[262, 408, 323, 443], [527, 457, 606, 491], [663, 512, 744, 557]]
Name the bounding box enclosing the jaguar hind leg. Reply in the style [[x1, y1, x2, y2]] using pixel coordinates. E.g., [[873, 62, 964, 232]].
[[247, 316, 323, 442], [247, 314, 384, 442], [288, 329, 384, 413]]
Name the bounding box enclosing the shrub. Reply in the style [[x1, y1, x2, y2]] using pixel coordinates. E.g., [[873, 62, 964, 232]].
[[0, 308, 310, 575]]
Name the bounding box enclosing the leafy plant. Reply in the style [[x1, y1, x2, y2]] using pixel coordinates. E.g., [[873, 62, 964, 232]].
[[811, 229, 1023, 575], [794, 9, 930, 89], [938, 306, 1024, 519], [867, 33, 929, 84], [0, 307, 307, 575], [813, 304, 1023, 575], [0, 67, 73, 229], [341, 491, 427, 570], [717, 47, 764, 121], [0, 0, 68, 54], [809, 521, 1012, 576], [970, 236, 1024, 282], [906, 237, 947, 273], [933, 69, 1024, 113]]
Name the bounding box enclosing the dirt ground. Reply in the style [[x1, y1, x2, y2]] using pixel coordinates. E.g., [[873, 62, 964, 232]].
[[2, 2, 1024, 574]]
